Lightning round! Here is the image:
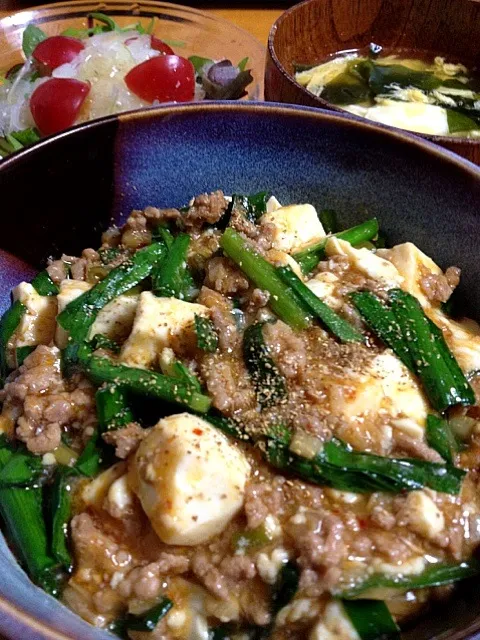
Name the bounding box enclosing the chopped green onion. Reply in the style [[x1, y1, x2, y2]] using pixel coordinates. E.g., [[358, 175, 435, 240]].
[[0, 449, 46, 488], [390, 289, 475, 411], [75, 430, 101, 478], [243, 322, 287, 408], [339, 559, 480, 599], [265, 433, 465, 495], [426, 414, 458, 464], [0, 440, 58, 594], [350, 291, 415, 371], [85, 356, 211, 413], [50, 469, 73, 570], [194, 314, 219, 352], [152, 233, 195, 300], [343, 600, 400, 640], [324, 437, 465, 495], [89, 333, 120, 354], [0, 301, 26, 385], [31, 270, 59, 296], [319, 208, 338, 234], [293, 218, 379, 274], [220, 228, 312, 331], [277, 266, 364, 343], [271, 561, 300, 614], [96, 384, 134, 432]]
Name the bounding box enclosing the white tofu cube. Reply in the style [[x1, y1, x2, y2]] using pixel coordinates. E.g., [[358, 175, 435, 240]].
[[306, 272, 342, 310], [266, 195, 282, 213], [330, 352, 428, 429], [259, 204, 326, 253], [82, 461, 127, 509], [120, 291, 210, 368], [88, 294, 138, 343], [55, 280, 91, 348], [372, 555, 426, 577], [128, 413, 250, 545], [398, 490, 445, 541], [266, 249, 304, 279], [326, 238, 403, 289], [429, 310, 480, 374], [377, 242, 442, 307], [12, 282, 57, 348], [120, 292, 209, 369], [256, 547, 289, 584]]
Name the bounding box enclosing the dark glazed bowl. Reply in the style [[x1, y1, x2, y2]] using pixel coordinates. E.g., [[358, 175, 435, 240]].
[[265, 0, 480, 165], [1, 102, 480, 638]]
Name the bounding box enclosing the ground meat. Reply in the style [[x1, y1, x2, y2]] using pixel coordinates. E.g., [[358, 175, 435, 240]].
[[182, 190, 228, 230], [102, 423, 148, 459], [231, 213, 275, 255], [420, 265, 461, 303], [244, 477, 287, 529], [188, 230, 221, 272], [316, 254, 350, 276], [143, 205, 181, 225], [369, 504, 397, 530], [294, 512, 346, 569], [62, 248, 101, 281], [70, 258, 87, 281], [200, 353, 255, 415], [263, 320, 307, 381], [393, 431, 444, 463], [245, 288, 270, 312], [118, 554, 189, 600], [71, 512, 131, 575], [204, 257, 249, 295], [46, 259, 68, 284], [101, 226, 122, 247], [191, 551, 230, 600], [369, 530, 413, 561], [2, 346, 96, 454], [219, 555, 256, 580], [197, 286, 240, 352]]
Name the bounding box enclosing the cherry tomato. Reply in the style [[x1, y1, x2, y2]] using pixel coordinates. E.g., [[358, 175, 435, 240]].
[[30, 78, 90, 136], [150, 35, 174, 55], [125, 55, 195, 103], [33, 36, 85, 72]]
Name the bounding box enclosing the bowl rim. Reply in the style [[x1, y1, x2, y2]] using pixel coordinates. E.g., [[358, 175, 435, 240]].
[[267, 0, 480, 146], [3, 100, 480, 177], [1, 99, 480, 640]]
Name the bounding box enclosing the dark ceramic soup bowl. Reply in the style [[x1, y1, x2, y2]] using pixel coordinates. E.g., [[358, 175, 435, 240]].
[[1, 102, 480, 639], [265, 0, 480, 165]]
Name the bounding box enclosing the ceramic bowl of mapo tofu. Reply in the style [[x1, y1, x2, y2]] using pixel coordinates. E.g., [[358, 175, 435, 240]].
[[265, 0, 480, 165], [2, 101, 480, 640]]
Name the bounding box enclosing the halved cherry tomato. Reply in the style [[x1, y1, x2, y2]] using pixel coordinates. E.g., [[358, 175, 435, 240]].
[[30, 78, 90, 136], [33, 36, 85, 72], [125, 55, 195, 103], [150, 35, 174, 55]]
